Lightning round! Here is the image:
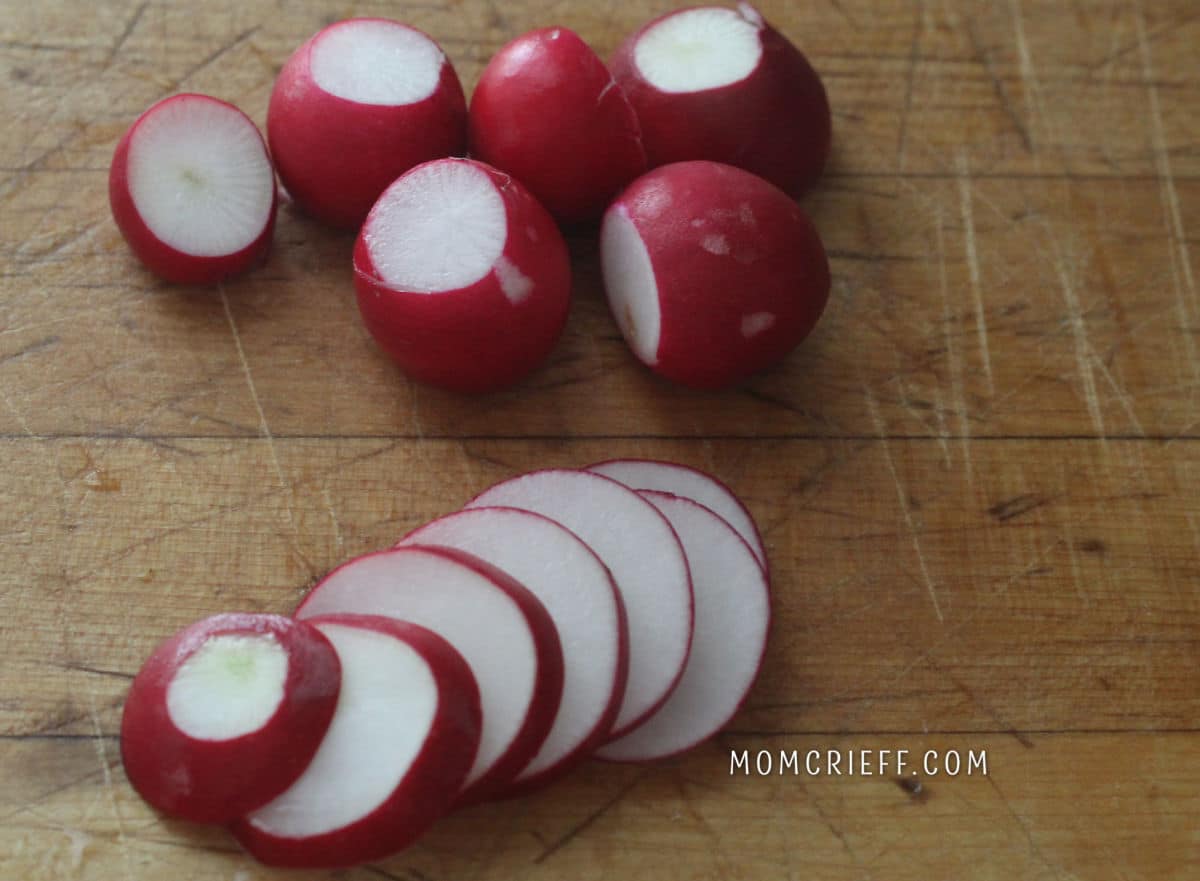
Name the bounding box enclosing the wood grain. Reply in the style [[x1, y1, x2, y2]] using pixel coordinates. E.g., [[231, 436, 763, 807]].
[[1, 0, 1197, 878]]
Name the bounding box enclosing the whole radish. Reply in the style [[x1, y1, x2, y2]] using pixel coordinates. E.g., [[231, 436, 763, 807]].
[[600, 160, 830, 389], [268, 18, 467, 228], [469, 27, 647, 224], [109, 94, 277, 284], [611, 3, 831, 195]]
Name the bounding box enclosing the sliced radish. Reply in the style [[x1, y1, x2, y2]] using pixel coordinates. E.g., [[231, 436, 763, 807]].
[[587, 458, 767, 571], [398, 507, 628, 792], [469, 26, 647, 224], [294, 546, 563, 803], [268, 18, 467, 228], [231, 614, 480, 868], [598, 492, 769, 761], [465, 469, 692, 738], [601, 160, 830, 389], [109, 94, 277, 284], [610, 3, 831, 195], [353, 157, 571, 393], [120, 613, 339, 823]]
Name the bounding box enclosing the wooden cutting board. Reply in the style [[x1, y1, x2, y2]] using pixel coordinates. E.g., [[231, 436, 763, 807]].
[[2, 1, 1197, 878]]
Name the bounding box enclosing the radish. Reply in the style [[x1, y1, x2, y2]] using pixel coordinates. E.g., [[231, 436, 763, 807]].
[[600, 160, 830, 389], [231, 614, 480, 868], [109, 94, 277, 284], [353, 158, 571, 393], [598, 492, 769, 761], [465, 469, 692, 738], [587, 458, 767, 571], [120, 613, 339, 823], [295, 546, 563, 803], [267, 18, 467, 228], [469, 27, 647, 224], [610, 3, 831, 195], [398, 507, 628, 792]]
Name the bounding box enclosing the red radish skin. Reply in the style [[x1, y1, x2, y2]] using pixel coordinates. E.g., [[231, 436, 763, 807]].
[[610, 3, 831, 195], [469, 27, 647, 224], [109, 94, 277, 285], [268, 18, 467, 228], [120, 614, 339, 823], [598, 493, 770, 761], [600, 160, 830, 389], [295, 546, 563, 804], [465, 469, 693, 739], [231, 615, 481, 869], [353, 158, 571, 393], [587, 458, 768, 572], [398, 507, 629, 793]]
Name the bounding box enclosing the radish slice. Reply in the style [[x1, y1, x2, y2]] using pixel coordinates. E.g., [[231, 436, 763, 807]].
[[587, 458, 768, 571], [465, 469, 692, 738], [598, 492, 769, 761], [109, 94, 277, 284], [267, 18, 467, 228], [398, 507, 629, 792], [231, 614, 480, 868], [353, 157, 571, 393], [295, 546, 563, 803], [120, 614, 339, 823]]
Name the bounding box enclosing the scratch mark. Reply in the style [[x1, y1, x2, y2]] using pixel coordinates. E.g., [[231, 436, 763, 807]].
[[88, 690, 136, 881], [964, 19, 1033, 153], [1135, 1, 1200, 395], [220, 287, 316, 580], [806, 788, 874, 876], [0, 335, 59, 365], [935, 210, 973, 483], [864, 388, 944, 622], [1007, 0, 1045, 172], [1052, 246, 1106, 437], [533, 772, 646, 864], [894, 1, 924, 172], [104, 0, 149, 68], [986, 774, 1082, 880], [987, 493, 1052, 522], [321, 485, 345, 555], [955, 152, 994, 397], [166, 26, 260, 92]]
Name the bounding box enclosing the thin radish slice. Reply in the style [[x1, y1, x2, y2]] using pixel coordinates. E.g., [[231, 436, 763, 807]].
[[268, 18, 467, 228], [295, 546, 563, 803], [587, 459, 768, 571], [231, 614, 480, 868], [353, 157, 571, 393], [109, 94, 277, 284], [120, 614, 339, 823], [398, 507, 628, 792], [465, 469, 692, 738], [598, 492, 769, 761]]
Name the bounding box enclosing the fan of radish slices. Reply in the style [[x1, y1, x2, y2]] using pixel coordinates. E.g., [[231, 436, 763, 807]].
[[121, 460, 770, 868], [108, 4, 833, 392]]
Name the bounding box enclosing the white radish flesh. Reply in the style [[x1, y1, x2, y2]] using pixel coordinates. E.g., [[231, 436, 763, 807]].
[[598, 492, 769, 761]]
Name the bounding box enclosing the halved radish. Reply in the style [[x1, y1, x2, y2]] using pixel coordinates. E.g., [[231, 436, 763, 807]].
[[587, 458, 767, 571], [295, 546, 563, 803], [610, 3, 831, 195], [268, 18, 467, 228], [353, 157, 571, 393], [120, 613, 339, 823], [598, 492, 769, 761], [600, 160, 830, 389], [398, 506, 628, 792], [465, 469, 692, 739], [469, 26, 647, 224], [109, 94, 277, 284], [231, 614, 480, 868]]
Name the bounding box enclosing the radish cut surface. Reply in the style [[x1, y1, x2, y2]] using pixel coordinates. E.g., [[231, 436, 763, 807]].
[[125, 95, 274, 258], [466, 469, 692, 738], [363, 159, 506, 293], [600, 206, 660, 364], [309, 19, 443, 105], [233, 615, 480, 868], [598, 492, 769, 761], [634, 6, 761, 92], [121, 614, 339, 823], [587, 458, 767, 571], [295, 547, 562, 802], [399, 507, 628, 791]]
